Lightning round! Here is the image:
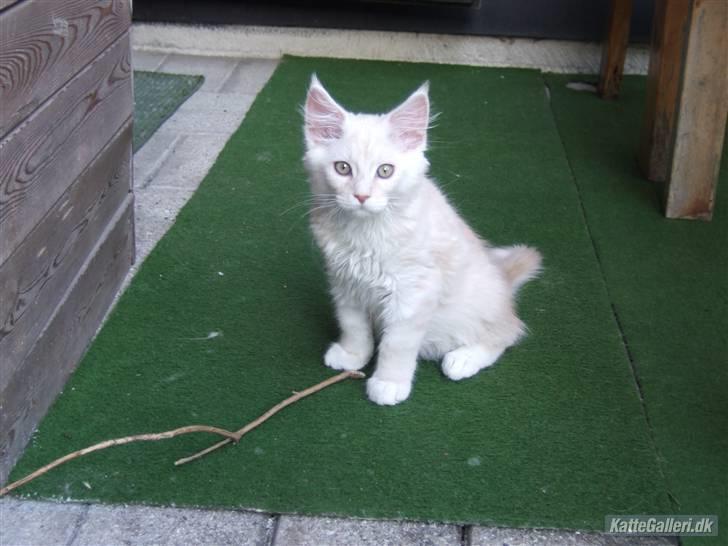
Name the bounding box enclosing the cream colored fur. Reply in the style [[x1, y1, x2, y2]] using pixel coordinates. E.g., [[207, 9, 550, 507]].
[[303, 75, 541, 405]]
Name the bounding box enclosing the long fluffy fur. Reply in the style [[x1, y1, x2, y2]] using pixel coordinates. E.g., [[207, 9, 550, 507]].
[[491, 245, 543, 292], [302, 76, 541, 405]]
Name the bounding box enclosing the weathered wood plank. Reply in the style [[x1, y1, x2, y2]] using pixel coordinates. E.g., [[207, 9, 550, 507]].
[[639, 0, 691, 182], [0, 0, 131, 138], [0, 33, 132, 265], [0, 1, 23, 10], [598, 0, 633, 99], [0, 122, 132, 394], [665, 0, 728, 219], [0, 197, 134, 484]]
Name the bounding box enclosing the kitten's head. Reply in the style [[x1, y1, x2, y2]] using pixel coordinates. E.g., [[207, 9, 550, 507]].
[[303, 75, 431, 217]]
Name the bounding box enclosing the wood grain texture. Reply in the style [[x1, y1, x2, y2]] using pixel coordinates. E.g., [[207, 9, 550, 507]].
[[0, 0, 23, 10], [598, 0, 633, 99], [0, 33, 132, 265], [0, 197, 134, 484], [0, 0, 131, 138], [0, 122, 132, 394], [639, 0, 691, 182], [666, 0, 728, 219]]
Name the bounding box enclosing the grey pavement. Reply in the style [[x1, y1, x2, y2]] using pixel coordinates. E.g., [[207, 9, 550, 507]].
[[0, 51, 678, 546], [126, 52, 277, 288], [0, 498, 679, 546]]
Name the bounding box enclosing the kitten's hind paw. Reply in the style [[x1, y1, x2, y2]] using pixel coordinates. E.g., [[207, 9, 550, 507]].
[[324, 342, 369, 371], [442, 345, 504, 381], [367, 377, 412, 405]]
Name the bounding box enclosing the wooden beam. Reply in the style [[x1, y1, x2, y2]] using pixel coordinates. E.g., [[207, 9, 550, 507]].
[[0, 0, 131, 139], [0, 122, 132, 394], [0, 34, 133, 265], [639, 0, 692, 182], [598, 0, 633, 99], [0, 0, 134, 484], [0, 198, 134, 484], [665, 0, 728, 219], [0, 1, 23, 10]]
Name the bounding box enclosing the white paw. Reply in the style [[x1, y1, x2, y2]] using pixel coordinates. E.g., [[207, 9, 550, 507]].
[[442, 346, 501, 381], [366, 376, 412, 405], [324, 342, 369, 371]]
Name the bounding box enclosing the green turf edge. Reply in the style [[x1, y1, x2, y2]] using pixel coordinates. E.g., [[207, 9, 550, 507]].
[[545, 73, 728, 546]]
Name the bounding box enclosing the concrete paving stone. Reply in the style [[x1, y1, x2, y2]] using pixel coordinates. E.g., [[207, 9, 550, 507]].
[[134, 186, 195, 245], [132, 186, 195, 266], [0, 498, 88, 546], [133, 130, 181, 189], [131, 234, 160, 269], [158, 55, 239, 92], [134, 185, 196, 220], [133, 24, 651, 75], [273, 515, 461, 546], [131, 50, 167, 72], [161, 92, 255, 135], [72, 504, 272, 546], [471, 526, 678, 546], [147, 133, 230, 190], [219, 59, 279, 95]]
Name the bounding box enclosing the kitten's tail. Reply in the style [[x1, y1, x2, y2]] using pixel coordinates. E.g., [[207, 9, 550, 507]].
[[491, 245, 542, 292]]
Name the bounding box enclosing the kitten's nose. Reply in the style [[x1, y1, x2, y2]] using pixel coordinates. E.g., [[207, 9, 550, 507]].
[[354, 194, 370, 204]]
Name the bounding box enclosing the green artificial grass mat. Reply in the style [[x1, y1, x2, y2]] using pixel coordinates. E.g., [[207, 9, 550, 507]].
[[132, 71, 203, 151], [9, 57, 672, 530], [546, 74, 728, 545]]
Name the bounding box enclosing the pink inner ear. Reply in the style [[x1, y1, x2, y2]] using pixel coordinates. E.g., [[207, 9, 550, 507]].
[[305, 87, 345, 143], [390, 93, 428, 151]]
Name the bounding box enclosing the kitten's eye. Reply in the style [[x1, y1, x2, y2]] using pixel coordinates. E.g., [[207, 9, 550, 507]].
[[334, 161, 351, 176], [377, 164, 395, 179]]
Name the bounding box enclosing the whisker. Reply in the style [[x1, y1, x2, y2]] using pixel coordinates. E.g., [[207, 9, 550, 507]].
[[279, 195, 338, 216], [300, 203, 339, 220]]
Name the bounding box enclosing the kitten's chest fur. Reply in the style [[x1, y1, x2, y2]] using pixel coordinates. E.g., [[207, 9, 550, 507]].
[[310, 212, 421, 302]]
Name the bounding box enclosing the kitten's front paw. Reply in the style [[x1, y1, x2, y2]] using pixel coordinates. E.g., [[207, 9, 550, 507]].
[[366, 376, 412, 405], [324, 342, 369, 371]]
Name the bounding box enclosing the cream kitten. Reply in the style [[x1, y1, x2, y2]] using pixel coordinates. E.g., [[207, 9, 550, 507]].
[[302, 75, 541, 406]]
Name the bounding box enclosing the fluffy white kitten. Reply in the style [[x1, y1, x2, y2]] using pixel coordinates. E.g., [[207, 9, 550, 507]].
[[302, 75, 541, 406]]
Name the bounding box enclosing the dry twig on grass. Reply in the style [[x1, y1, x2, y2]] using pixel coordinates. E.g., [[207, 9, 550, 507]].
[[0, 370, 365, 496], [175, 370, 366, 465]]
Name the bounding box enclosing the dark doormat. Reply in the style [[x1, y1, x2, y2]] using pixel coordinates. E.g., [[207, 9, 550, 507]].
[[133, 70, 203, 151]]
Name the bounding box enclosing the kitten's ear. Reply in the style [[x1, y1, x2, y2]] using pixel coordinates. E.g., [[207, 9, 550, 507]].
[[304, 74, 346, 146], [388, 82, 430, 151]]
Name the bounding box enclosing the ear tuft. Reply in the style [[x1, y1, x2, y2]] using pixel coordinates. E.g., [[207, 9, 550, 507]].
[[304, 75, 346, 146], [388, 83, 430, 151]]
